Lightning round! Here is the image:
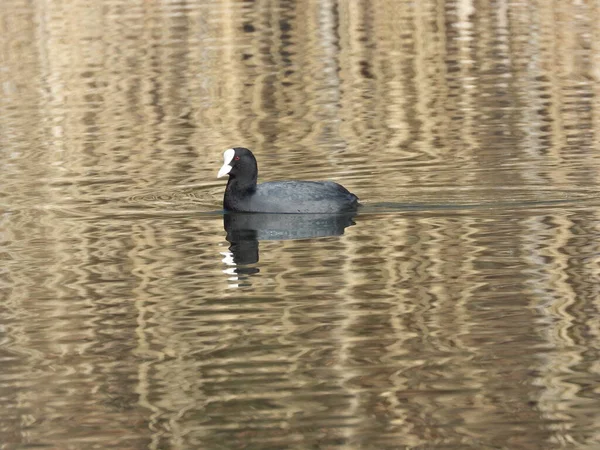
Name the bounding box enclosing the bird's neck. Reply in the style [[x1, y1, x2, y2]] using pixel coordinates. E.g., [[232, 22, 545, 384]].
[[227, 175, 257, 194]]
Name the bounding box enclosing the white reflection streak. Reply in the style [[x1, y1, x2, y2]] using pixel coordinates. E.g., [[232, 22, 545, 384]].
[[457, 0, 474, 32], [220, 251, 239, 288]]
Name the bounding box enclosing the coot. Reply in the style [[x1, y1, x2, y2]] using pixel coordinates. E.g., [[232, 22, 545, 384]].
[[217, 147, 359, 213]]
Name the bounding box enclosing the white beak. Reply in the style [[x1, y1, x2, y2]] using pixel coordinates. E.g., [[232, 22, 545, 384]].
[[217, 164, 232, 178], [217, 148, 235, 178]]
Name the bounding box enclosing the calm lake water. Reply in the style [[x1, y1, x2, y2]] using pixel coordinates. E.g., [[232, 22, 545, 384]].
[[2, 0, 600, 449]]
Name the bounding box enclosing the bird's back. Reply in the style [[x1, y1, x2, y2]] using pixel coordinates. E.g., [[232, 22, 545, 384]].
[[229, 180, 359, 213]]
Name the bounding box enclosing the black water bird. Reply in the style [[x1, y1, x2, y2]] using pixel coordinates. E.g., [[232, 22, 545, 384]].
[[217, 147, 359, 213]]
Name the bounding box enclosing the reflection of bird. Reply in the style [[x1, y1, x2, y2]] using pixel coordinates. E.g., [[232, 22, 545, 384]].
[[224, 212, 356, 243], [217, 147, 359, 213], [222, 212, 356, 282]]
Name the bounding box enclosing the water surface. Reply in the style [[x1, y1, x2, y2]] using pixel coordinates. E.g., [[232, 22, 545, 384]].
[[2, 0, 600, 449]]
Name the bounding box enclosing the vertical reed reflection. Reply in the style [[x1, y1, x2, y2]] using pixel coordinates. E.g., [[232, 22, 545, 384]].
[[523, 209, 600, 447]]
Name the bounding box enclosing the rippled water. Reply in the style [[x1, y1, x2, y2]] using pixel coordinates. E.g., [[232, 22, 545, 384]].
[[2, 0, 600, 449]]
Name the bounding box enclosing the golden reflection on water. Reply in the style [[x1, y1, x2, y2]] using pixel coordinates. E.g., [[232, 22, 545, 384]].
[[2, 0, 600, 449]]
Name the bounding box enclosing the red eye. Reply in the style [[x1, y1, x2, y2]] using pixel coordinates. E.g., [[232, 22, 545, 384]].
[[234, 156, 240, 161]]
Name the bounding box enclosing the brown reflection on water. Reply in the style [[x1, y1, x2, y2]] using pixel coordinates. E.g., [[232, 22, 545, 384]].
[[4, 206, 600, 448], [3, 0, 600, 448]]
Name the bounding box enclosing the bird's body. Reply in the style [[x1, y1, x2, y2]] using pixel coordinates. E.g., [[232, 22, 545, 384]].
[[217, 148, 359, 214]]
